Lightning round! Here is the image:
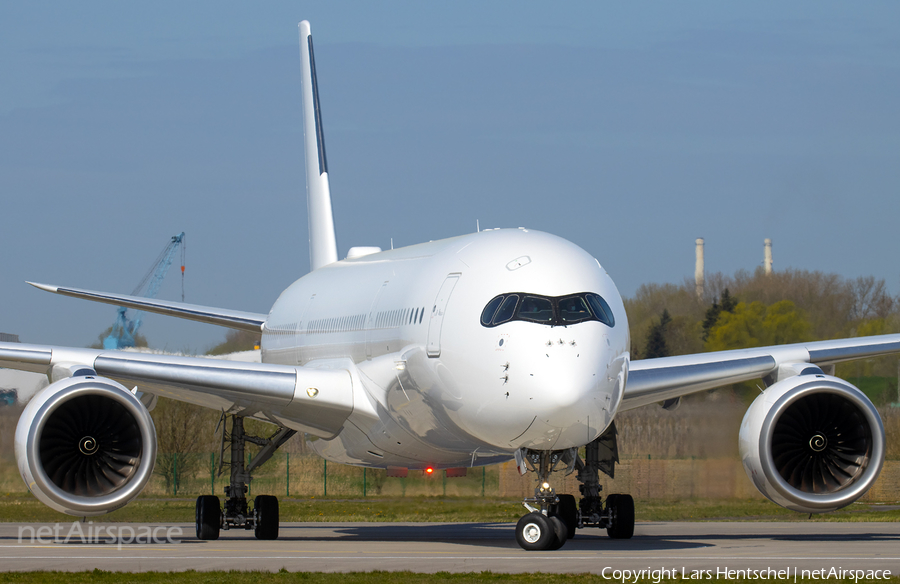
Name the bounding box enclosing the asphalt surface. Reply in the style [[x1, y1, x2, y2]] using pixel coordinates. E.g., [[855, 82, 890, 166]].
[[0, 521, 898, 574]]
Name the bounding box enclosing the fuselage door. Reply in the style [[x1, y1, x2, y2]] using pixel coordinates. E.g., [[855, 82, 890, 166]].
[[366, 281, 388, 359], [294, 293, 315, 365], [427, 273, 460, 358]]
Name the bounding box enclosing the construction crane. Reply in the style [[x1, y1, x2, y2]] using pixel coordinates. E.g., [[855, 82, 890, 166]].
[[103, 232, 186, 350]]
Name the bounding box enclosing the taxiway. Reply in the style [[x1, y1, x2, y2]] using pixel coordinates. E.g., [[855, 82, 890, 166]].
[[0, 521, 897, 573]]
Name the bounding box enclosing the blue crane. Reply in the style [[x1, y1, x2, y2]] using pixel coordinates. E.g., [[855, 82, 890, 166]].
[[103, 232, 185, 350]]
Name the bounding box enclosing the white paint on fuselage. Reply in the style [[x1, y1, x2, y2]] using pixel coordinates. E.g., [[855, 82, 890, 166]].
[[261, 228, 629, 469]]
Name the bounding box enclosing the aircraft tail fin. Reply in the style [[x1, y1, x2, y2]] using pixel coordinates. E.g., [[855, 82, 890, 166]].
[[299, 20, 338, 271]]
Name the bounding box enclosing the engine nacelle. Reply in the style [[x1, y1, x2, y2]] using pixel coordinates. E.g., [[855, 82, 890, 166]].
[[739, 373, 884, 513], [15, 375, 157, 516]]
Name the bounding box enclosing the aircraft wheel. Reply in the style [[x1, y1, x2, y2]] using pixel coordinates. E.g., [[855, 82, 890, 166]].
[[606, 494, 634, 539], [515, 512, 560, 551], [555, 494, 578, 539], [254, 495, 279, 540], [195, 495, 220, 540], [547, 516, 567, 550]]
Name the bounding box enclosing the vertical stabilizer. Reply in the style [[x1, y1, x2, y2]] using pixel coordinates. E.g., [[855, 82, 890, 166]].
[[299, 21, 338, 271]]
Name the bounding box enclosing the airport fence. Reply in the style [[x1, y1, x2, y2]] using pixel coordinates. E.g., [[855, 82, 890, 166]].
[[135, 452, 498, 499], [0, 451, 501, 498]]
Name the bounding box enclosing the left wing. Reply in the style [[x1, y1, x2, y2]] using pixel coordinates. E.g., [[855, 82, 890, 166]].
[[27, 282, 267, 333], [0, 341, 353, 437], [623, 333, 900, 410]]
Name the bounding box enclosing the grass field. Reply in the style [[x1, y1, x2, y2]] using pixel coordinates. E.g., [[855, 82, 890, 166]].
[[1, 493, 899, 523], [0, 571, 898, 583]]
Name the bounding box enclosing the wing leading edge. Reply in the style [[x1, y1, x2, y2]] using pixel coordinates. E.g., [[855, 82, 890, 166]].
[[0, 341, 353, 438], [623, 333, 900, 410], [28, 282, 266, 333]]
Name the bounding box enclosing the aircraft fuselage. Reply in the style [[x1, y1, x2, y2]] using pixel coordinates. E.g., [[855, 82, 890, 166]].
[[262, 228, 629, 469]]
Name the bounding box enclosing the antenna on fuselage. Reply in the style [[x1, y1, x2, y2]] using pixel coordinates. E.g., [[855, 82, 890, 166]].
[[299, 21, 338, 272], [476, 219, 480, 233]]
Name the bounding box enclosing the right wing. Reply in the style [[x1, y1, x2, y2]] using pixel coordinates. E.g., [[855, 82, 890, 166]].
[[28, 282, 266, 333], [0, 341, 353, 438]]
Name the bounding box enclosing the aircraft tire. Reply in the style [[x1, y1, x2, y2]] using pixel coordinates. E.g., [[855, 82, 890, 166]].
[[547, 516, 567, 550], [195, 495, 220, 540], [254, 495, 279, 540], [515, 512, 559, 551], [555, 494, 578, 539], [606, 494, 634, 539]]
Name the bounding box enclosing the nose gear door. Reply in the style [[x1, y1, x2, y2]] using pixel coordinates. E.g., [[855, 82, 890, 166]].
[[426, 273, 460, 358]]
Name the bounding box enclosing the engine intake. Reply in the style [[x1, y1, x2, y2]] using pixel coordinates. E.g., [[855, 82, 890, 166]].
[[15, 375, 157, 516], [739, 373, 884, 513]]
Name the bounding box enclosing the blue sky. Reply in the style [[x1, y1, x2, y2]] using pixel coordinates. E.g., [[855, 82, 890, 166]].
[[2, 2, 899, 351]]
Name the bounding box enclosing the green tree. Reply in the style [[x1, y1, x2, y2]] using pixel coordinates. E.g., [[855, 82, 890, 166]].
[[705, 300, 811, 352], [720, 289, 738, 313], [644, 309, 672, 359], [702, 288, 737, 342]]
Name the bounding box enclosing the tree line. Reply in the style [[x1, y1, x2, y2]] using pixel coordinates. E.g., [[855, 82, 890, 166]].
[[628, 267, 899, 402]]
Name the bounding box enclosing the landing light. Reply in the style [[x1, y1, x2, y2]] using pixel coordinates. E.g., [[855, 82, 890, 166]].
[[542, 482, 550, 490]]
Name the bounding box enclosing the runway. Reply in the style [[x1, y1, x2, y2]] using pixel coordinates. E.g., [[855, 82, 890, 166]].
[[1, 521, 898, 574]]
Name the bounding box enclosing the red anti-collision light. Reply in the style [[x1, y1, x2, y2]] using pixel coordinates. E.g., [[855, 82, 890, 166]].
[[425, 467, 434, 475]]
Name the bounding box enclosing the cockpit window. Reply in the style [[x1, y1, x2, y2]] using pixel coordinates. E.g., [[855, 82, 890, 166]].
[[480, 292, 615, 328], [558, 295, 593, 324], [480, 295, 504, 326], [492, 294, 519, 325], [517, 296, 554, 324], [586, 293, 615, 327]]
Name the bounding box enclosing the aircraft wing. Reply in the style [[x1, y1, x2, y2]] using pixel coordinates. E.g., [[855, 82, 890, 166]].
[[0, 341, 354, 438], [27, 282, 266, 333], [622, 333, 900, 411]]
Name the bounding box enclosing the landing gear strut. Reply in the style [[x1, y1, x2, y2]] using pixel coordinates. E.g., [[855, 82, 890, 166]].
[[513, 422, 634, 550], [195, 414, 295, 541], [574, 421, 634, 538], [514, 448, 577, 551]]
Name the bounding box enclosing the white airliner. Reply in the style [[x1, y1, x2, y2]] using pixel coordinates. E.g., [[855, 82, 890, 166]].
[[3, 21, 900, 551]]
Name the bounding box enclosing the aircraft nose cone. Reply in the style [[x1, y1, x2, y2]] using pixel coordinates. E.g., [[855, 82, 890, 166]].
[[533, 356, 604, 415], [518, 336, 613, 421]]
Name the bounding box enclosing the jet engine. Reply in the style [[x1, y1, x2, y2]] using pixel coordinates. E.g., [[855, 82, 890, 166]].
[[14, 375, 157, 516], [739, 372, 884, 513]]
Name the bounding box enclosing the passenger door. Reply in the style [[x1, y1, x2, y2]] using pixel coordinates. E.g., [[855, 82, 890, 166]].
[[427, 274, 460, 358]]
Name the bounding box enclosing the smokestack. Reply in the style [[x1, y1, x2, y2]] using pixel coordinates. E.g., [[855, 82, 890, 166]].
[[695, 238, 705, 299], [764, 238, 773, 275]]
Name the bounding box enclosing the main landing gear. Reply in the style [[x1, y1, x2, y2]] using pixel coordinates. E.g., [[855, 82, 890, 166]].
[[514, 422, 634, 550], [195, 414, 295, 541]]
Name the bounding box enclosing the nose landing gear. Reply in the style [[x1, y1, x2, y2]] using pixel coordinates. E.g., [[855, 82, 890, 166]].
[[514, 422, 634, 550], [514, 449, 578, 550]]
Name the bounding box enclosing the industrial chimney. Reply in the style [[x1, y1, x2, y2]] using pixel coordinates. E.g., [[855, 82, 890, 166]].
[[764, 238, 773, 275], [695, 238, 705, 299]]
